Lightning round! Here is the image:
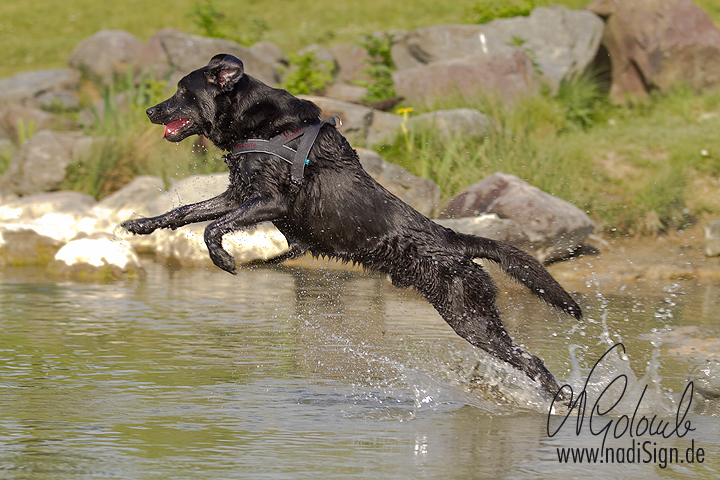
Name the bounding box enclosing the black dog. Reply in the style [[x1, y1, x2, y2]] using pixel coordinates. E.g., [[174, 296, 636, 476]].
[[121, 54, 581, 397]]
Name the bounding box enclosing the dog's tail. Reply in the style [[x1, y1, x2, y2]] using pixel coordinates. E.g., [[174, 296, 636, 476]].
[[455, 233, 582, 320]]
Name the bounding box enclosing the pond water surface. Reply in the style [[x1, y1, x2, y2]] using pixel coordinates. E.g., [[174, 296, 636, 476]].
[[1, 256, 719, 479]]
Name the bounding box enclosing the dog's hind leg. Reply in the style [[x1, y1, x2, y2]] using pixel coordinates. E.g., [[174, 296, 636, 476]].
[[121, 191, 240, 235], [414, 257, 562, 396], [454, 233, 582, 320]]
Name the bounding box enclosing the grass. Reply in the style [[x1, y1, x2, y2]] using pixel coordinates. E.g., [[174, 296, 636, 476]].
[[3, 0, 719, 77], [3, 0, 720, 235], [378, 80, 720, 234]]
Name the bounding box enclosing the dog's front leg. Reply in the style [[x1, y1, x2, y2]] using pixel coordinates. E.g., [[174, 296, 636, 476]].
[[121, 191, 239, 235], [203, 196, 288, 274]]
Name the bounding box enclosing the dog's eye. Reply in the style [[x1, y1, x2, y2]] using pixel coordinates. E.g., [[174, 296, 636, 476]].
[[177, 86, 186, 95]]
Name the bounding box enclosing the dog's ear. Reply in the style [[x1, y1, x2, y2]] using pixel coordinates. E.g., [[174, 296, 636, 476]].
[[204, 54, 245, 92]]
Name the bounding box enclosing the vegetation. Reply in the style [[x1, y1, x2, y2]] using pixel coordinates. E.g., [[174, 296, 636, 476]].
[[470, 0, 548, 24], [279, 51, 334, 96], [379, 79, 720, 234], [355, 33, 397, 104], [2, 0, 720, 235]]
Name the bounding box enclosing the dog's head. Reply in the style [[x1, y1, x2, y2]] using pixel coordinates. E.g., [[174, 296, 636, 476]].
[[146, 54, 245, 143]]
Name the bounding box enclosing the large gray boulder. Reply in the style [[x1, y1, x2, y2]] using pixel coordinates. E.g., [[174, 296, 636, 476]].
[[298, 95, 403, 146], [0, 105, 77, 142], [0, 130, 95, 197], [298, 95, 374, 143], [392, 47, 540, 105], [356, 148, 441, 217], [588, 0, 720, 101], [0, 69, 81, 110], [440, 172, 595, 262], [391, 7, 604, 93], [136, 29, 281, 86], [330, 43, 372, 84], [67, 30, 145, 84]]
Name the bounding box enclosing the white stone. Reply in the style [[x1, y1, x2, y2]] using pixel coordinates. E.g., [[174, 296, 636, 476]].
[[54, 233, 142, 270]]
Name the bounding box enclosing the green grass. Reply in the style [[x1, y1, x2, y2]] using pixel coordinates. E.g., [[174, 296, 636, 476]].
[[379, 80, 720, 234], [3, 0, 719, 77]]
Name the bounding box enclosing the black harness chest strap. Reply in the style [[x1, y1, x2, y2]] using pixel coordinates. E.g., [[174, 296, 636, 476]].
[[229, 115, 339, 188]]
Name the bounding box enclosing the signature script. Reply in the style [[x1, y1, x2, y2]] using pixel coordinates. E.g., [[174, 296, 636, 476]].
[[547, 343, 695, 451]]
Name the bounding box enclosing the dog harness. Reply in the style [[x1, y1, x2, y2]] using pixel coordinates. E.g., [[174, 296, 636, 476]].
[[227, 115, 341, 190]]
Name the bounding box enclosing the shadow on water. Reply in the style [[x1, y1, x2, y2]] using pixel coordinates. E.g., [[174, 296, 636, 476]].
[[1, 258, 719, 478]]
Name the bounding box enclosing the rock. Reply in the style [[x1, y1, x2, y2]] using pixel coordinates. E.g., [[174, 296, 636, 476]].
[[143, 29, 280, 86], [408, 109, 495, 140], [79, 92, 130, 127], [704, 219, 720, 257], [588, 0, 720, 101], [298, 44, 337, 68], [0, 69, 81, 110], [0, 140, 16, 173], [249, 42, 288, 70], [0, 229, 63, 266], [49, 232, 144, 280], [133, 29, 174, 79], [439, 172, 595, 262], [67, 30, 145, 84], [689, 359, 720, 398], [392, 47, 540, 105], [93, 175, 165, 233], [299, 95, 373, 143], [433, 214, 532, 252], [299, 95, 404, 146], [34, 90, 81, 112], [0, 191, 98, 243], [0, 105, 77, 142], [324, 83, 369, 104], [356, 148, 440, 217], [391, 7, 604, 92], [0, 130, 95, 196], [365, 109, 403, 145], [146, 173, 230, 215], [330, 43, 372, 83], [298, 98, 494, 145]]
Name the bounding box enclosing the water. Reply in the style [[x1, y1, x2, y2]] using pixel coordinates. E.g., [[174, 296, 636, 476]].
[[1, 258, 719, 479]]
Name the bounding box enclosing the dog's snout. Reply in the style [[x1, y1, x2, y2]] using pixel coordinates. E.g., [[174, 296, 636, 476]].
[[146, 106, 157, 119]]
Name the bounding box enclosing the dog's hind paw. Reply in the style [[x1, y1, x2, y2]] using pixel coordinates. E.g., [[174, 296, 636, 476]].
[[209, 247, 237, 275]]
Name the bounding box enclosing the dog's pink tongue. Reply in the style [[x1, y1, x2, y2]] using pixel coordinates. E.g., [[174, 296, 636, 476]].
[[163, 118, 191, 138]]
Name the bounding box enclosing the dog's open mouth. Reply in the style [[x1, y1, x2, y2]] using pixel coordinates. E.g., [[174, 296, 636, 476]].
[[163, 118, 193, 139]]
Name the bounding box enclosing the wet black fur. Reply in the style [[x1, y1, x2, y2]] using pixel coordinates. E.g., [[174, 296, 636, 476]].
[[121, 54, 582, 397]]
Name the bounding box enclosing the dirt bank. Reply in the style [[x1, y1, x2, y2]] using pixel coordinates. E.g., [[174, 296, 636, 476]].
[[548, 222, 720, 295]]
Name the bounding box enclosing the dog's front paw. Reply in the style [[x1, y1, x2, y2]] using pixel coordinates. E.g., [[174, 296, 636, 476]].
[[120, 218, 158, 235], [208, 246, 237, 275]]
